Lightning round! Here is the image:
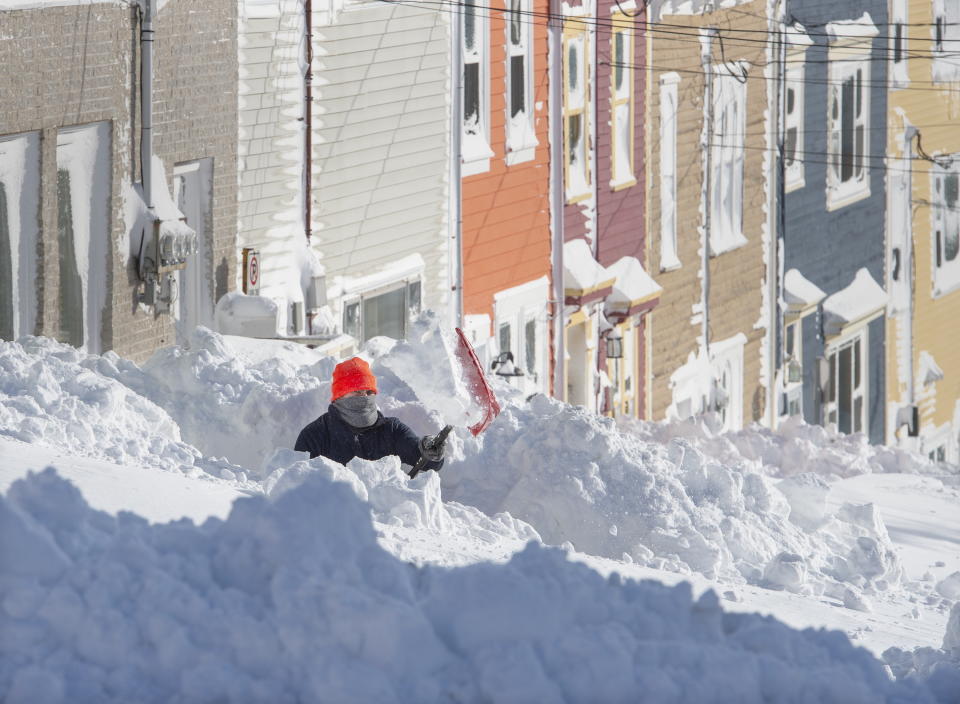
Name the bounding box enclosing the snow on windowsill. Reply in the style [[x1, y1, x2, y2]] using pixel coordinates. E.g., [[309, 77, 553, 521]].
[[919, 350, 945, 387], [709, 231, 748, 258], [933, 274, 960, 299], [825, 12, 879, 43], [462, 131, 494, 177], [660, 254, 682, 273], [826, 181, 871, 212], [609, 175, 637, 192], [506, 111, 539, 167]]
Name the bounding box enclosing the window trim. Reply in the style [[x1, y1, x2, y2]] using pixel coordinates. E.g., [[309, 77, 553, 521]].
[[462, 0, 493, 176], [609, 13, 635, 190], [784, 60, 805, 192], [826, 47, 872, 210], [709, 64, 748, 256], [505, 0, 538, 166], [823, 329, 867, 436], [563, 18, 591, 204], [931, 157, 960, 298], [659, 72, 681, 271], [890, 0, 909, 88], [341, 276, 423, 344]]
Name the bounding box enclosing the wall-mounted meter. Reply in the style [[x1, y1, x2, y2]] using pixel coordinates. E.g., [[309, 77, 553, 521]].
[[138, 217, 198, 312]]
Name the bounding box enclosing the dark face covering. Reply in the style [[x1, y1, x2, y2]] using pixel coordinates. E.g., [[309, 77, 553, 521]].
[[333, 394, 379, 429]]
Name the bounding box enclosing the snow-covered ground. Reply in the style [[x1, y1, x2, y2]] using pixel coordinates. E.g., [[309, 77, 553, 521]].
[[2, 316, 959, 702]]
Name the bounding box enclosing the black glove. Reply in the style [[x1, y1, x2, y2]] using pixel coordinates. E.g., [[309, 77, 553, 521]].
[[418, 434, 446, 463]]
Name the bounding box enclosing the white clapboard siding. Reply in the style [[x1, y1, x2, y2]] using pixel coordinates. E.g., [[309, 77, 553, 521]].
[[312, 0, 451, 317], [238, 0, 307, 296]]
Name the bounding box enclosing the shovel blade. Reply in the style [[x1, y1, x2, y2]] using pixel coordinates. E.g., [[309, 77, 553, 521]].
[[454, 327, 501, 436]]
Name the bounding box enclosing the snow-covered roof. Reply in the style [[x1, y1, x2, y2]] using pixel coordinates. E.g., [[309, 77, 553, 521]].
[[563, 239, 615, 296], [822, 268, 887, 336], [603, 256, 662, 315], [825, 12, 879, 42], [783, 268, 826, 314], [919, 351, 945, 387]]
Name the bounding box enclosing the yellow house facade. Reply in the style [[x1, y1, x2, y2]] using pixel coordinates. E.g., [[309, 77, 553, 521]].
[[886, 0, 960, 462]]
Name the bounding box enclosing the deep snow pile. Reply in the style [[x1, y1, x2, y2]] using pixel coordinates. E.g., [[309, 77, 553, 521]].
[[0, 467, 947, 704], [620, 412, 945, 481], [0, 321, 949, 608]]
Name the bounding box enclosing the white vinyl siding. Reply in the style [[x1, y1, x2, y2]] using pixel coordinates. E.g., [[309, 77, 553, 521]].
[[314, 2, 451, 320]]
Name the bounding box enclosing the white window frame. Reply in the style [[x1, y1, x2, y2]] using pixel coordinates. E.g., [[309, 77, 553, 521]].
[[659, 73, 680, 270], [711, 333, 745, 432], [563, 18, 591, 203], [342, 277, 423, 344], [931, 158, 960, 297], [463, 0, 493, 176], [610, 13, 635, 189], [505, 0, 537, 165], [824, 329, 867, 436], [890, 0, 909, 88], [781, 317, 804, 419], [933, 0, 960, 82], [0, 131, 41, 341], [784, 61, 805, 191], [826, 53, 870, 209], [493, 277, 549, 395], [709, 66, 747, 255]]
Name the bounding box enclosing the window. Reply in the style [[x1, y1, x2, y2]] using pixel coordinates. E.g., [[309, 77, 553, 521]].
[[709, 68, 747, 253], [659, 73, 680, 270], [932, 161, 960, 296], [782, 319, 803, 417], [563, 20, 590, 202], [506, 0, 537, 164], [524, 317, 536, 375], [463, 0, 492, 174], [56, 168, 84, 348], [610, 16, 634, 187], [890, 0, 908, 87], [0, 132, 41, 341], [342, 279, 423, 343], [784, 64, 805, 190], [825, 333, 866, 435], [827, 57, 870, 206]]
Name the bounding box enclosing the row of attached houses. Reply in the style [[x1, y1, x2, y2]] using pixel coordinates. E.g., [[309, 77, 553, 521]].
[[1, 0, 959, 462]]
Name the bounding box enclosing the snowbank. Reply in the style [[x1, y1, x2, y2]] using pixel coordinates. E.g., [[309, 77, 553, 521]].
[[0, 468, 940, 704]]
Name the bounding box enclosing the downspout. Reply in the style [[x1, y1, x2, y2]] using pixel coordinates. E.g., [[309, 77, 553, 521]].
[[904, 126, 917, 414], [700, 28, 715, 356], [304, 0, 313, 242], [140, 0, 156, 209], [450, 0, 464, 328], [770, 0, 786, 428], [549, 0, 565, 398]]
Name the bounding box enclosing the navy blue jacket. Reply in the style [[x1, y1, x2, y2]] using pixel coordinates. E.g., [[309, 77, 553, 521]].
[[294, 404, 443, 472]]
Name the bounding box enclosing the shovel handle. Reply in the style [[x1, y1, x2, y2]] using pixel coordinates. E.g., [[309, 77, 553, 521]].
[[409, 425, 453, 479]]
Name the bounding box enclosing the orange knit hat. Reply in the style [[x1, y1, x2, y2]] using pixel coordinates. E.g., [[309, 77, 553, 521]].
[[330, 357, 378, 401]]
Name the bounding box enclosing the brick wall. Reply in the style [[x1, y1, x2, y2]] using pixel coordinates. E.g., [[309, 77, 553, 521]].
[[0, 0, 237, 363]]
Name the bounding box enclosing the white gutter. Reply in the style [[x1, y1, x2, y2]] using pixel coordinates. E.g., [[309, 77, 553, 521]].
[[450, 0, 464, 329], [549, 0, 565, 399], [140, 0, 156, 209]]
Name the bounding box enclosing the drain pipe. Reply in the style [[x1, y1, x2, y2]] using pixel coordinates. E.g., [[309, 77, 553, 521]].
[[549, 0, 565, 398], [700, 28, 715, 356], [450, 0, 464, 328], [304, 0, 313, 242], [140, 0, 156, 209]]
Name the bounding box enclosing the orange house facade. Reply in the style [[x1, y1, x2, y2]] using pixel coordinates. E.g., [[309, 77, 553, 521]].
[[459, 0, 554, 397]]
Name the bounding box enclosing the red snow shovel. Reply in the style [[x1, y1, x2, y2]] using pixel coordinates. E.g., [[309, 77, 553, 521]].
[[408, 327, 501, 479]]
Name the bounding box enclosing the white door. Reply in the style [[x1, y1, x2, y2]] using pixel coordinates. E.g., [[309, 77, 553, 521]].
[[173, 159, 214, 342]]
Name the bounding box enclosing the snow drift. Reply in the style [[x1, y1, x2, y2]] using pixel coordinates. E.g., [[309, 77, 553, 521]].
[[0, 467, 943, 704]]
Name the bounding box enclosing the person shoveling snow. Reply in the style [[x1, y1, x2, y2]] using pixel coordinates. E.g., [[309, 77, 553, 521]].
[[295, 356, 447, 474]]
